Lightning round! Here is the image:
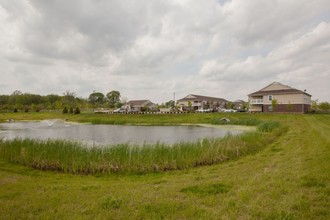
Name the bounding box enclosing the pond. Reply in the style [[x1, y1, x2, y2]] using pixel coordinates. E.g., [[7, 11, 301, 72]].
[[0, 120, 244, 146]]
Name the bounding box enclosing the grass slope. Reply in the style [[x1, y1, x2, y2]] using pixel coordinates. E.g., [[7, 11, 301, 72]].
[[0, 113, 329, 219]]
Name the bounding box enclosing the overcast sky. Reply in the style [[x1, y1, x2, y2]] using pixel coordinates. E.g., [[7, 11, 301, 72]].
[[0, 0, 329, 103]]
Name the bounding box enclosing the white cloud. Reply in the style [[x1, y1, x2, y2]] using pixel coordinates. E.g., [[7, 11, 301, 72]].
[[198, 21, 330, 100]]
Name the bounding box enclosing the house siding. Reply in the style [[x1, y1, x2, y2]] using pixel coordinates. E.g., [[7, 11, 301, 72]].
[[262, 94, 311, 105]]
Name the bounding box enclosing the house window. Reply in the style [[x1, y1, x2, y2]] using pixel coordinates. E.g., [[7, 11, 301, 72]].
[[268, 95, 273, 101], [268, 105, 273, 112]]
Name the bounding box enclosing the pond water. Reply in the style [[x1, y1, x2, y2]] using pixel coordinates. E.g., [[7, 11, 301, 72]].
[[0, 120, 243, 146]]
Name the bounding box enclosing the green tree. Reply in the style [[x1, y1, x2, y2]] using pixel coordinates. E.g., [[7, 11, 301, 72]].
[[226, 102, 234, 109], [311, 99, 318, 111], [8, 90, 23, 110], [319, 102, 330, 111], [242, 102, 248, 111], [188, 101, 192, 112], [74, 107, 81, 114], [46, 94, 61, 110], [287, 101, 292, 112], [165, 100, 175, 108], [271, 99, 278, 112], [106, 91, 121, 108], [0, 95, 9, 110], [62, 107, 68, 114], [62, 91, 76, 108], [88, 92, 105, 109]]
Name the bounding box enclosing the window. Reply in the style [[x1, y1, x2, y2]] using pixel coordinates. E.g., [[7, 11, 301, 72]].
[[268, 95, 273, 101], [268, 105, 273, 112]]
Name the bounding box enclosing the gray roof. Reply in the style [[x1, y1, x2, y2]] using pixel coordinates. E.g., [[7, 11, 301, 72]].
[[125, 100, 155, 106], [177, 94, 228, 102]]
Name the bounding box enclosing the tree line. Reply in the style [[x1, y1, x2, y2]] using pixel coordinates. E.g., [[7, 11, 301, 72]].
[[0, 90, 123, 112], [311, 100, 330, 112], [0, 89, 180, 113]]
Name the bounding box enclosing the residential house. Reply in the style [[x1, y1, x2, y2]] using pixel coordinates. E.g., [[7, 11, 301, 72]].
[[248, 82, 312, 113], [177, 94, 228, 111], [123, 100, 157, 112], [232, 100, 247, 111]]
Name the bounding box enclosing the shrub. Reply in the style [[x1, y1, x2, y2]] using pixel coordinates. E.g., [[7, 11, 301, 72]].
[[74, 107, 80, 114], [62, 107, 68, 114], [69, 107, 74, 114]]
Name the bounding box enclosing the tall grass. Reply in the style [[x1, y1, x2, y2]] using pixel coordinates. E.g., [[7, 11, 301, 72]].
[[0, 125, 285, 174], [257, 121, 280, 132]]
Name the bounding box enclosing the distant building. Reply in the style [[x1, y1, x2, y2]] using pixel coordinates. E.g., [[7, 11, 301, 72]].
[[123, 100, 157, 112], [177, 94, 227, 111], [232, 100, 247, 111], [94, 108, 111, 114], [248, 82, 312, 113]]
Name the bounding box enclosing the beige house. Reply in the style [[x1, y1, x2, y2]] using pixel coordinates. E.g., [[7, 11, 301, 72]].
[[233, 100, 247, 111], [177, 94, 227, 111], [123, 100, 157, 112], [248, 82, 312, 113]]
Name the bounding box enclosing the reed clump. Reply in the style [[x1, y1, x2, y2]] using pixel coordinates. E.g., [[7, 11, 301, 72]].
[[0, 123, 284, 174]]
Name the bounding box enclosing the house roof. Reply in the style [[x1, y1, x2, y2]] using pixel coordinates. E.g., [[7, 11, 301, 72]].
[[233, 100, 246, 104], [248, 82, 311, 97], [177, 94, 228, 102], [125, 100, 151, 106]]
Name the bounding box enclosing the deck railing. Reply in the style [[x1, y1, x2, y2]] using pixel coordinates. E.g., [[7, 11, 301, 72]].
[[250, 99, 263, 104]]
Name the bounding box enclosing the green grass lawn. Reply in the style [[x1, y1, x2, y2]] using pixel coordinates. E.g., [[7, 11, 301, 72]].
[[0, 113, 329, 219]]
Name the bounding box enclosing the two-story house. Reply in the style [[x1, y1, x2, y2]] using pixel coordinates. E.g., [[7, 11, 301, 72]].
[[177, 94, 227, 111], [122, 100, 157, 112], [248, 82, 312, 113]]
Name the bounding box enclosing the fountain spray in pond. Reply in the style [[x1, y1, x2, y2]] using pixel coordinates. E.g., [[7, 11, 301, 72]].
[[41, 119, 65, 127]]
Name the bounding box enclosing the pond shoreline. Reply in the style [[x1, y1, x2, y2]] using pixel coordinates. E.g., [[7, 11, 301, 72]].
[[0, 120, 248, 146]]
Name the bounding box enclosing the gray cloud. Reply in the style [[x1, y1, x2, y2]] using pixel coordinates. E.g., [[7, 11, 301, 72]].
[[0, 0, 329, 103]]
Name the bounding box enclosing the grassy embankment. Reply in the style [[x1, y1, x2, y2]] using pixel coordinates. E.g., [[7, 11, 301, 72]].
[[0, 112, 281, 174], [0, 112, 329, 219]]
